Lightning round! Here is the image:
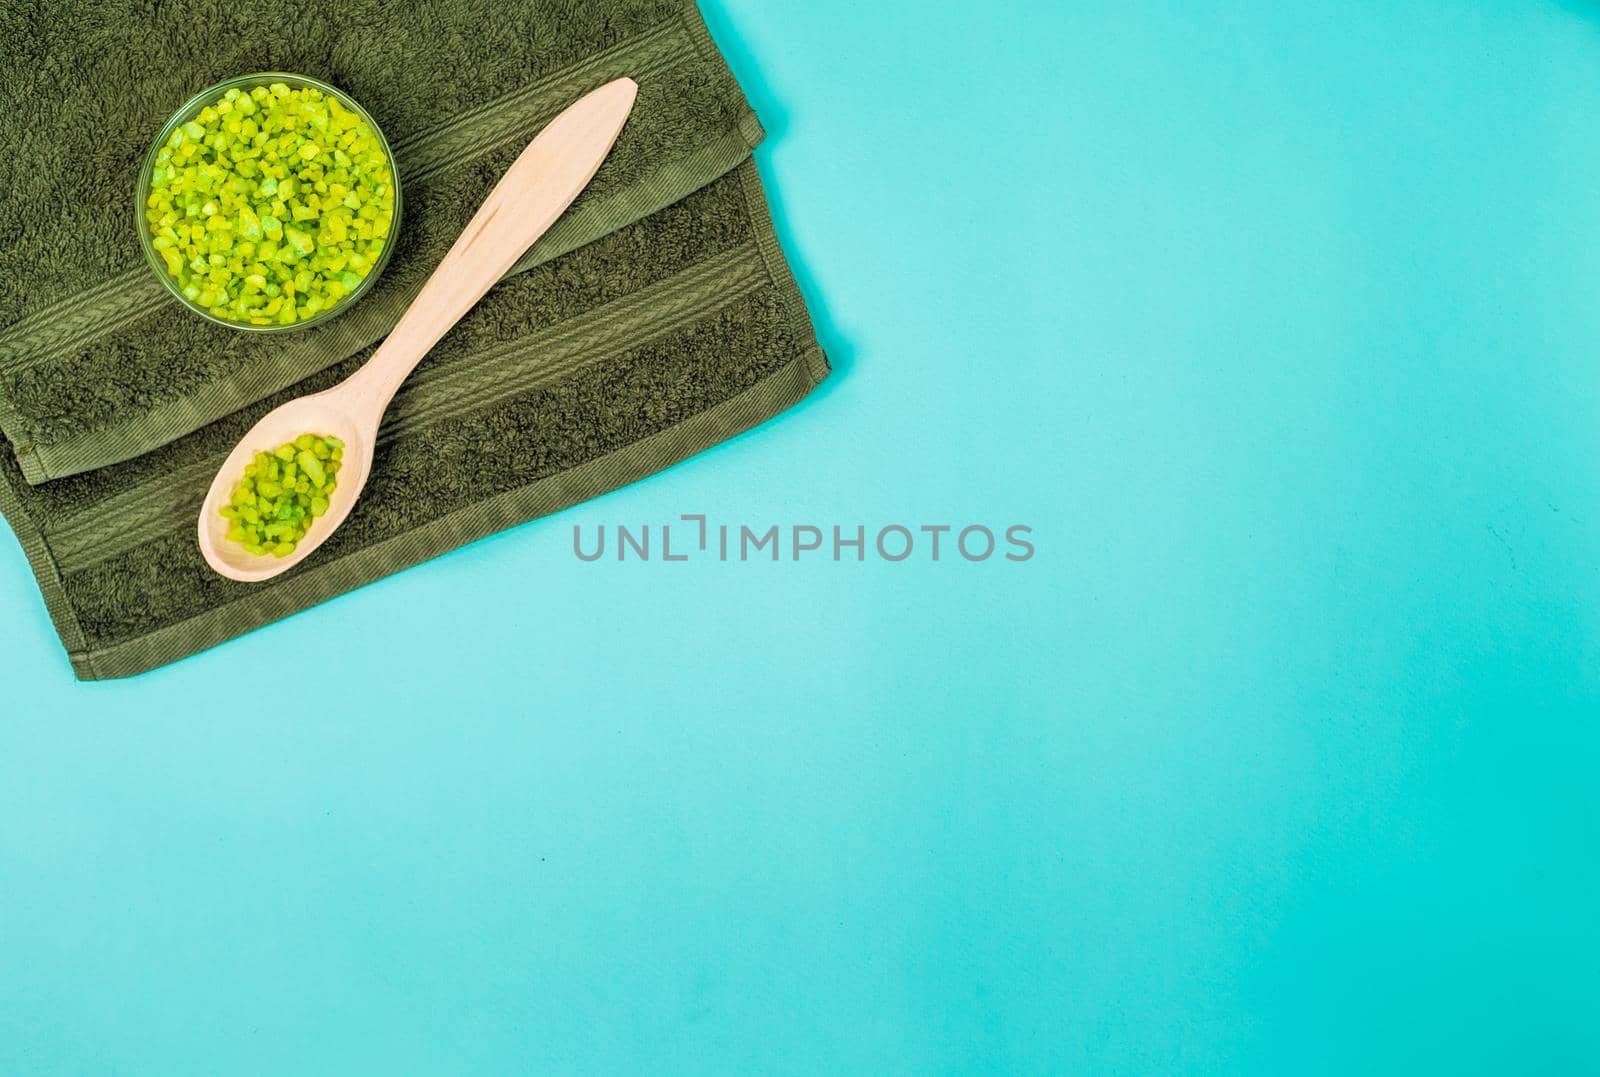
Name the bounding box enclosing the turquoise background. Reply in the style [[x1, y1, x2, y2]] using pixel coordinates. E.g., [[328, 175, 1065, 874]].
[[3, 0, 1598, 1071]]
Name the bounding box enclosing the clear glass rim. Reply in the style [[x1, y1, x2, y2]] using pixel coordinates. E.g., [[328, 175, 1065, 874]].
[[134, 71, 403, 334]]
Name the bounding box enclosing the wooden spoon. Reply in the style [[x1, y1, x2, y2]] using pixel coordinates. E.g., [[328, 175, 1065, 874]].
[[198, 77, 638, 583]]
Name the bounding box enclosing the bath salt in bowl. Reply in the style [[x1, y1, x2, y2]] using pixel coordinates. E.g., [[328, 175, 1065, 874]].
[[135, 72, 401, 331]]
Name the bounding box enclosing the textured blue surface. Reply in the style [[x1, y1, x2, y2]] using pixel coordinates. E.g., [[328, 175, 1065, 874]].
[[3, 1, 1599, 1072]]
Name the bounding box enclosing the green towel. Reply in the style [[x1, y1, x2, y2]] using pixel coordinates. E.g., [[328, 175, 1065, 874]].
[[0, 0, 828, 679]]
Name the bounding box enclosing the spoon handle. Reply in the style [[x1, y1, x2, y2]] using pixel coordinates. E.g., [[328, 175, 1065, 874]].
[[344, 77, 638, 410]]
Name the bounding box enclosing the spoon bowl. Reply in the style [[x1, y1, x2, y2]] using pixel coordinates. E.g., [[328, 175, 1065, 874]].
[[197, 390, 375, 583], [195, 77, 638, 584]]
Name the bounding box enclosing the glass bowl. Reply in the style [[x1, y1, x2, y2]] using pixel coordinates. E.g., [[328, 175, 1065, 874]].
[[135, 72, 402, 333]]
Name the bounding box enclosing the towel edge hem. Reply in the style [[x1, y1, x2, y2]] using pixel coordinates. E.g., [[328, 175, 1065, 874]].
[[70, 344, 827, 681], [0, 456, 94, 677]]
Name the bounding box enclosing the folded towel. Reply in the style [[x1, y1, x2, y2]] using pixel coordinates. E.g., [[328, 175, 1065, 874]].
[[0, 0, 828, 678]]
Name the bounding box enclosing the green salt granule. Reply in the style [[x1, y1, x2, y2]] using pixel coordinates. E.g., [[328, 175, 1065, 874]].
[[220, 435, 344, 557], [145, 82, 395, 326]]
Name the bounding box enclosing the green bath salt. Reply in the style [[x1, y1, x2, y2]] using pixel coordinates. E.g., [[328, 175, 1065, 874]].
[[145, 82, 395, 326], [221, 435, 344, 556]]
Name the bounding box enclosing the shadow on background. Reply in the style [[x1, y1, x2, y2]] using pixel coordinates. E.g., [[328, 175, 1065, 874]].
[[1554, 0, 1600, 29], [695, 1, 856, 402]]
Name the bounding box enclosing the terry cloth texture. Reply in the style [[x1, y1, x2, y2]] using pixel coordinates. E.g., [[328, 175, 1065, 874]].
[[0, 0, 828, 679]]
